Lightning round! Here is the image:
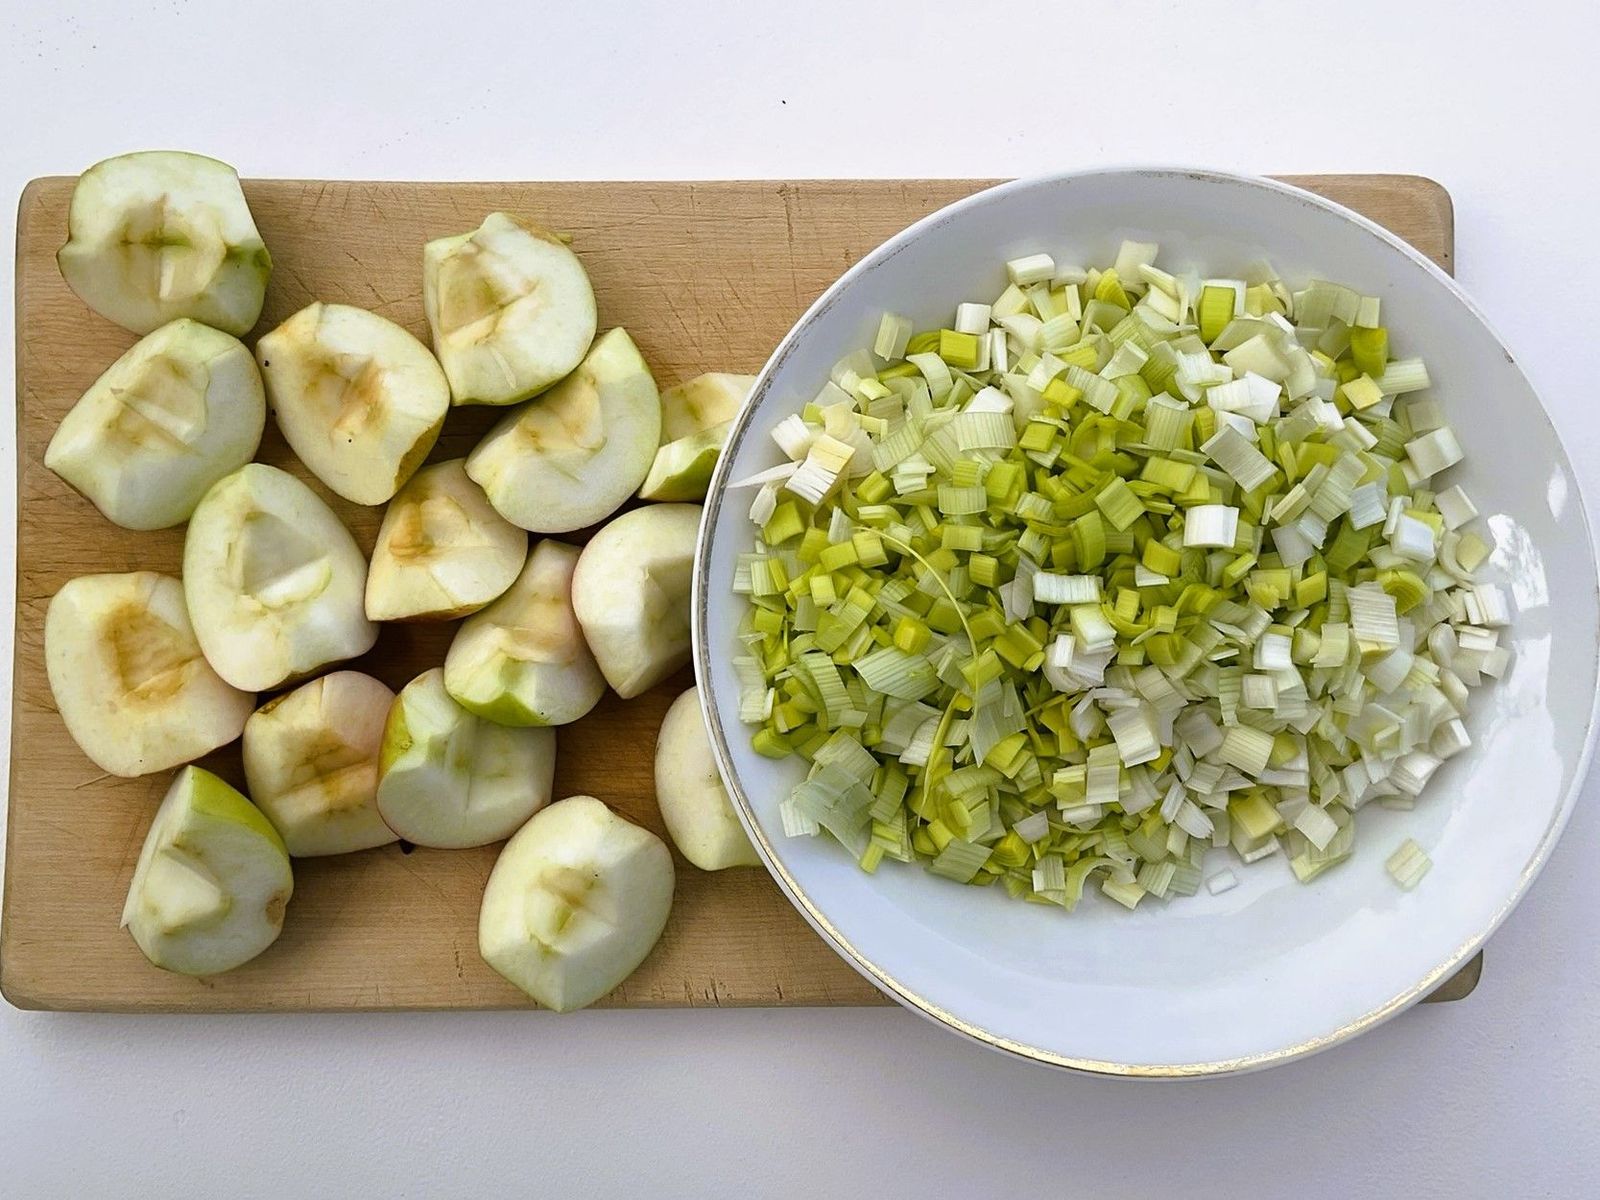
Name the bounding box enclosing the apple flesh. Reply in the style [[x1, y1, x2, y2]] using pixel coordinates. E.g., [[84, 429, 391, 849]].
[[478, 795, 674, 1011], [637, 420, 731, 502], [122, 766, 294, 976], [183, 463, 377, 692], [654, 687, 759, 871], [659, 372, 754, 442], [46, 571, 253, 777], [57, 150, 271, 336], [444, 539, 605, 726], [375, 668, 556, 849], [242, 671, 398, 857], [45, 319, 265, 530], [570, 503, 701, 698], [466, 328, 661, 533], [365, 458, 527, 621], [256, 302, 449, 505], [422, 211, 596, 407]]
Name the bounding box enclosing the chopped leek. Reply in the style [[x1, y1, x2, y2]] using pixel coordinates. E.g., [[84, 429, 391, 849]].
[[735, 242, 1505, 912], [1385, 837, 1432, 890]]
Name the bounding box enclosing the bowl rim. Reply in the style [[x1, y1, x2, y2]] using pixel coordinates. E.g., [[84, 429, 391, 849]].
[[691, 166, 1600, 1077]]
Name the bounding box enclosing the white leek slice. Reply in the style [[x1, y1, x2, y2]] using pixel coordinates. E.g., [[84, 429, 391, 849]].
[[1435, 485, 1479, 530], [1385, 837, 1432, 890], [1006, 254, 1056, 286], [1404, 428, 1464, 478], [1183, 504, 1239, 549]]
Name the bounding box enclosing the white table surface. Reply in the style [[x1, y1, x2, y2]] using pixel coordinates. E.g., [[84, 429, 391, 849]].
[[4, 1, 1597, 1195]]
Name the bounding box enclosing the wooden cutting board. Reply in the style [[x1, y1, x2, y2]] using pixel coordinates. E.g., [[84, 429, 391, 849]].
[[2, 173, 1478, 1011]]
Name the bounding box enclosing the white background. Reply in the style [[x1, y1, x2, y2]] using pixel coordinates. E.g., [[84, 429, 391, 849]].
[[3, 1, 1597, 1196]]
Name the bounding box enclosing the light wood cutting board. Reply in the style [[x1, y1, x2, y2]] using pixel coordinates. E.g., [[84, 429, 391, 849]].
[[3, 173, 1479, 1011]]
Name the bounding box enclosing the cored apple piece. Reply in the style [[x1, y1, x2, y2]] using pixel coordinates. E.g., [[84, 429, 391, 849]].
[[466, 328, 661, 533], [659, 372, 754, 442], [364, 459, 527, 621], [422, 211, 596, 407], [121, 766, 293, 976], [375, 668, 556, 849], [478, 795, 674, 1011], [444, 539, 605, 726], [183, 463, 377, 692], [570, 503, 701, 698], [654, 687, 759, 870], [256, 302, 448, 505], [57, 150, 270, 336], [46, 571, 252, 777], [242, 671, 398, 857], [45, 319, 264, 530]]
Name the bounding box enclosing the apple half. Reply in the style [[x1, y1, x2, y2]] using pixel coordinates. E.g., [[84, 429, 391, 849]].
[[183, 463, 378, 692], [659, 372, 754, 442], [122, 766, 294, 976], [256, 302, 449, 506], [654, 687, 759, 871], [57, 150, 271, 336], [444, 538, 606, 726], [466, 328, 661, 533], [365, 458, 527, 621], [44, 319, 265, 530], [478, 795, 674, 1011], [242, 671, 398, 857], [375, 668, 556, 849], [570, 503, 701, 698], [422, 211, 597, 407], [46, 571, 253, 777]]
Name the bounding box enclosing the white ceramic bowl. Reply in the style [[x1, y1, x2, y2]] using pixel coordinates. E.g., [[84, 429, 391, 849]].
[[692, 169, 1600, 1076]]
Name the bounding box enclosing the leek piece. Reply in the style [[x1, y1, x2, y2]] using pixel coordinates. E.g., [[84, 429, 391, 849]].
[[1385, 837, 1432, 890], [874, 313, 914, 360], [1006, 254, 1056, 286]]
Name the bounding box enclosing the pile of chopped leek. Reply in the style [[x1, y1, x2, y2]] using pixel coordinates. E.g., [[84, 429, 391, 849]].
[[731, 241, 1509, 911]]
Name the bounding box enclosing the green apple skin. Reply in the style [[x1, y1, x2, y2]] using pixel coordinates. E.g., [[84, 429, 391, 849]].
[[637, 421, 732, 502]]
